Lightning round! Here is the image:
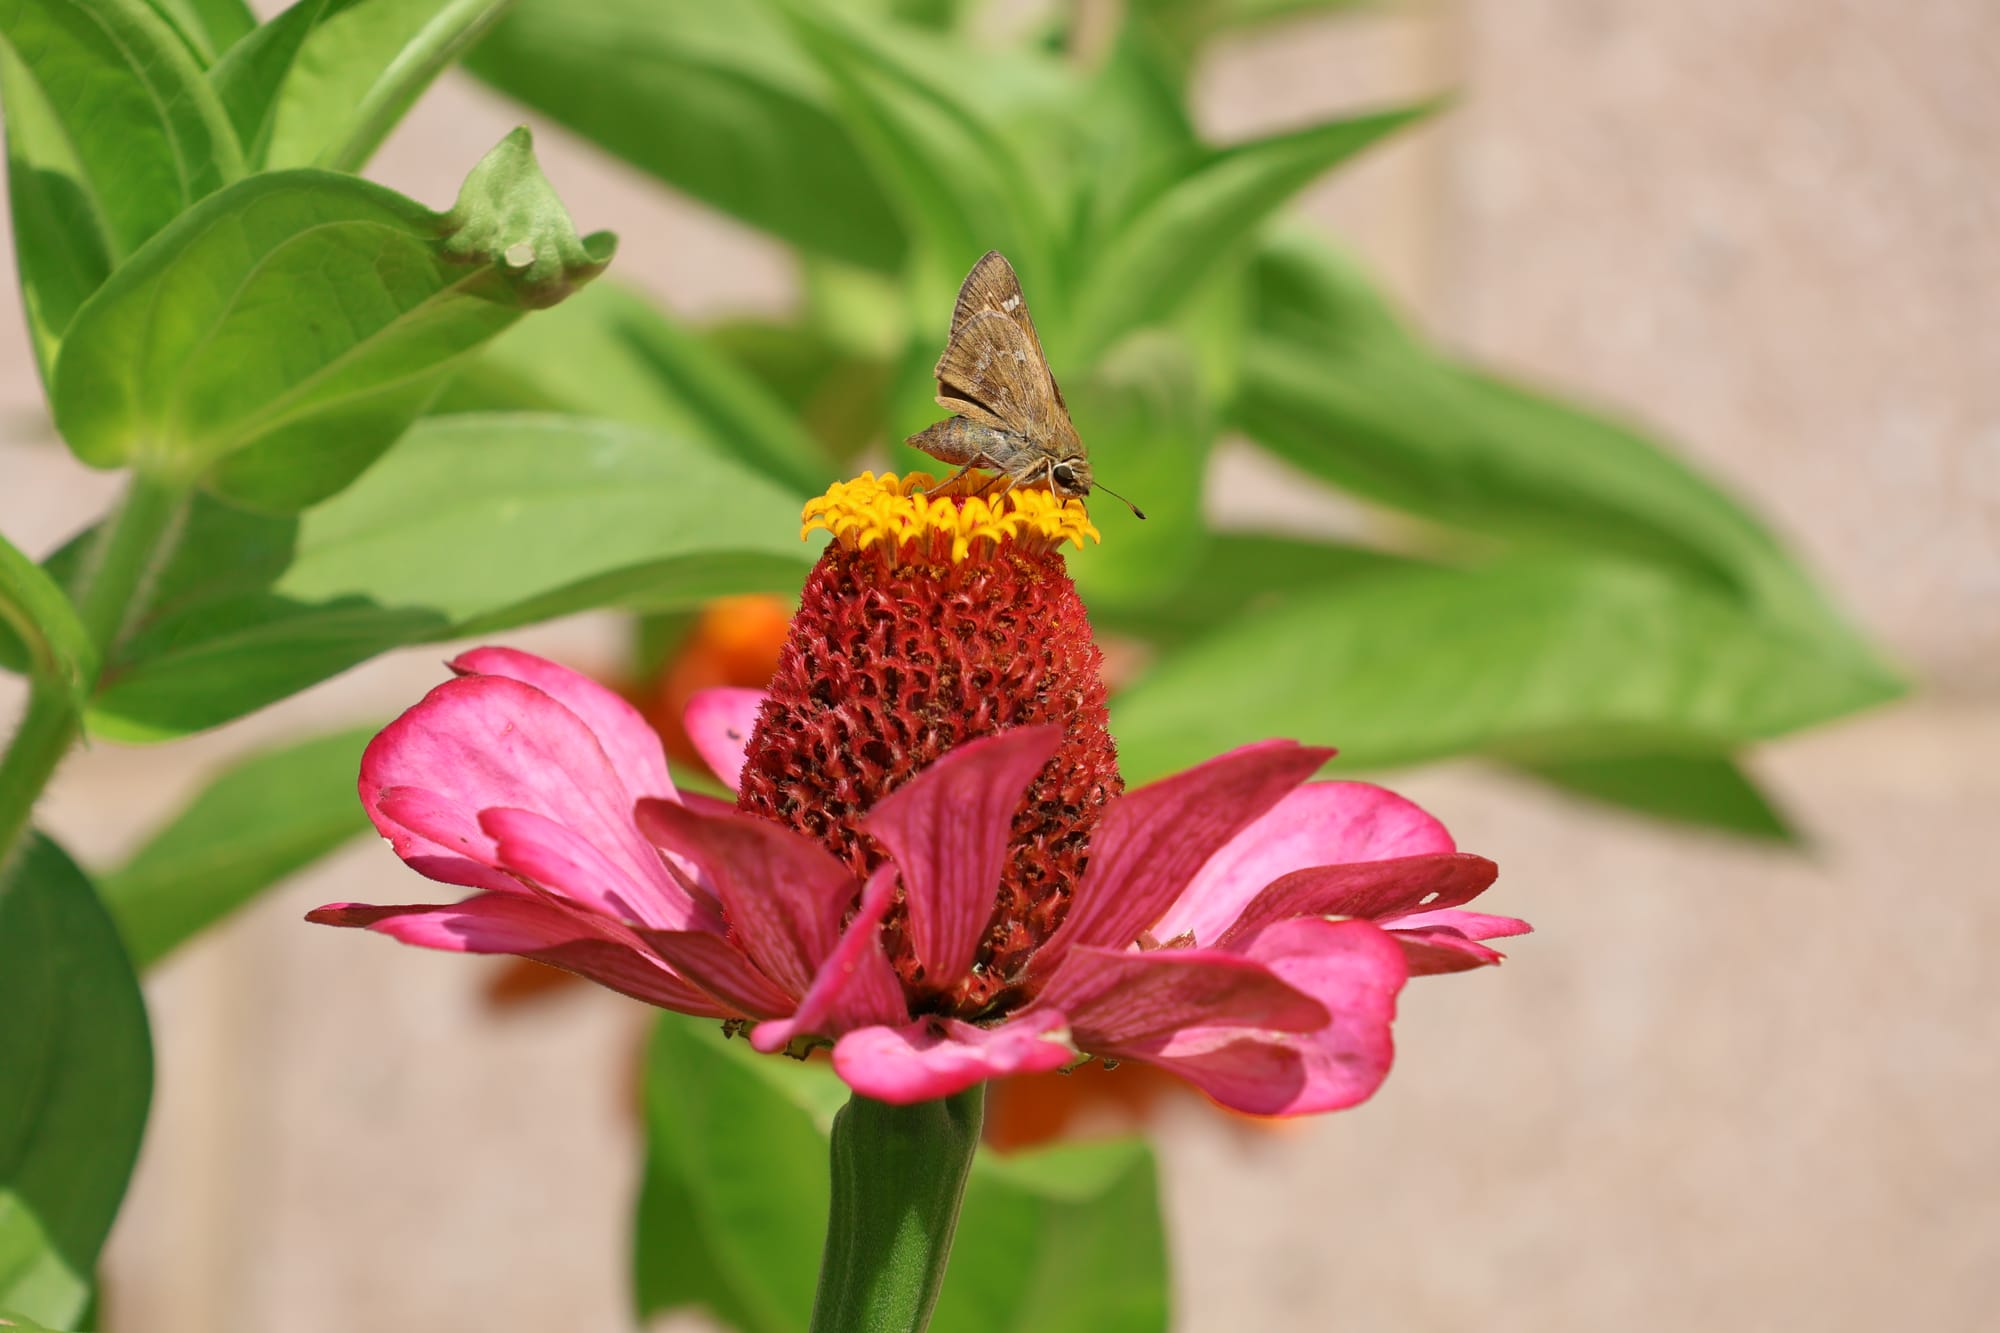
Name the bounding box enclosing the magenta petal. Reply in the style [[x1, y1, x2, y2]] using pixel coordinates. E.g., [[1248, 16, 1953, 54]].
[[634, 797, 855, 996], [1036, 945, 1329, 1048], [1393, 929, 1507, 975], [1216, 854, 1500, 946], [1155, 780, 1456, 946], [683, 688, 766, 792], [1034, 741, 1334, 976], [306, 895, 727, 1016], [480, 806, 723, 932], [831, 1011, 1074, 1105], [372, 785, 516, 895], [751, 865, 909, 1053], [1392, 908, 1532, 941], [864, 726, 1062, 989], [1126, 917, 1405, 1116], [637, 928, 800, 1018], [361, 673, 698, 926], [451, 647, 674, 802]]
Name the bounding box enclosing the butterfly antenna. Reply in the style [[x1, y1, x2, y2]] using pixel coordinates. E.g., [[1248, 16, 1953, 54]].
[[1094, 481, 1147, 520]]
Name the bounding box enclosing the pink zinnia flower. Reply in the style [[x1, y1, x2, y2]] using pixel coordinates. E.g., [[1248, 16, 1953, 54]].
[[312, 474, 1525, 1112]]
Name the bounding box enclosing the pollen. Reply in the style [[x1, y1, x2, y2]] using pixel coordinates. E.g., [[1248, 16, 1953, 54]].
[[801, 471, 1100, 564]]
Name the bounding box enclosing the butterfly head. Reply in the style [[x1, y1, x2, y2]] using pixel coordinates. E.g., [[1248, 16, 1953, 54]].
[[1049, 458, 1093, 500]]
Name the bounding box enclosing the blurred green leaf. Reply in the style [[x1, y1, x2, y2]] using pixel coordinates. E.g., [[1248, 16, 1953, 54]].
[[51, 129, 613, 510], [1067, 21, 1200, 257], [0, 835, 151, 1330], [208, 0, 353, 168], [1070, 103, 1432, 359], [262, 0, 511, 171], [1132, 0, 1374, 74], [0, 532, 94, 706], [145, 0, 252, 63], [930, 1138, 1168, 1333], [704, 318, 893, 464], [1063, 333, 1213, 611], [466, 0, 906, 273], [1507, 751, 1798, 844], [777, 0, 1061, 312], [442, 283, 832, 496], [84, 414, 812, 741], [636, 1017, 1168, 1333], [1110, 555, 1904, 783], [1235, 232, 1884, 657], [1091, 531, 1415, 647], [102, 726, 377, 967], [0, 0, 243, 380], [0, 1308, 63, 1330]]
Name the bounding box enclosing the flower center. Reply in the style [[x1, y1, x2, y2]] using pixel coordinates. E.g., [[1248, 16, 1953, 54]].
[[802, 470, 1100, 565], [739, 473, 1122, 1017]]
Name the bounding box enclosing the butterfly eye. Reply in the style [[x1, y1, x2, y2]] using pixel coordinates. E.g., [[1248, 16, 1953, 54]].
[[1052, 464, 1077, 487]]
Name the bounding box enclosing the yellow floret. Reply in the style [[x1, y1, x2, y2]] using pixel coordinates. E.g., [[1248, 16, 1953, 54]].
[[801, 472, 1100, 562]]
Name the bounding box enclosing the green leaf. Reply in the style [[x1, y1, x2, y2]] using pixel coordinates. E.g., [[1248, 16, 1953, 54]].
[[262, 0, 512, 172], [144, 0, 253, 63], [0, 531, 95, 706], [85, 414, 813, 741], [50, 128, 614, 509], [1110, 555, 1904, 784], [1069, 103, 1432, 359], [1062, 332, 1213, 612], [464, 0, 906, 273], [1507, 751, 1798, 843], [930, 1138, 1168, 1333], [440, 282, 832, 496], [101, 726, 376, 967], [208, 0, 354, 168], [0, 0, 244, 379], [634, 1016, 1167, 1333], [0, 835, 152, 1330], [776, 0, 1061, 313], [1132, 0, 1375, 73], [1091, 532, 1416, 648], [702, 317, 893, 465], [1234, 231, 1886, 656]]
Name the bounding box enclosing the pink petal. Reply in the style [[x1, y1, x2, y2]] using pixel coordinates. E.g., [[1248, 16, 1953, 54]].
[[634, 798, 855, 996], [451, 647, 674, 802], [1035, 946, 1328, 1048], [683, 688, 766, 791], [864, 726, 1062, 990], [1392, 929, 1507, 975], [1033, 741, 1334, 978], [372, 784, 515, 895], [306, 895, 727, 1016], [480, 806, 723, 931], [637, 928, 800, 1018], [751, 865, 909, 1053], [831, 1011, 1074, 1105], [361, 673, 702, 928], [1216, 854, 1500, 946], [1391, 908, 1532, 941], [1155, 780, 1457, 946], [1122, 917, 1405, 1116]]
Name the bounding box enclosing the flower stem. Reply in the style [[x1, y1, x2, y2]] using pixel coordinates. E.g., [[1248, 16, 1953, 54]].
[[0, 472, 188, 872], [809, 1087, 985, 1333]]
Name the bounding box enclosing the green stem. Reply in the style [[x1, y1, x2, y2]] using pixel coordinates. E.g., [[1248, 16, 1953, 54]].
[[810, 1087, 985, 1333], [0, 473, 188, 871]]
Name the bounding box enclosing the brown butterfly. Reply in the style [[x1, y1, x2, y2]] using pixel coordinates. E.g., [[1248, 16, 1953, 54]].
[[905, 251, 1144, 517]]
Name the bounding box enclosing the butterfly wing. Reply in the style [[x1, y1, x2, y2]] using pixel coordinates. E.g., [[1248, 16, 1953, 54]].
[[934, 310, 1055, 439], [943, 251, 1069, 412]]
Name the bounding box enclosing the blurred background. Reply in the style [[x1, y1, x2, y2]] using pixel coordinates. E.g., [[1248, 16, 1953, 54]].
[[2, 1, 1994, 1330]]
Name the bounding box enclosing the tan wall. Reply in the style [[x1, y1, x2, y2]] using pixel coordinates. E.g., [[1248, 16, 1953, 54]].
[[1, 3, 1993, 1329]]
